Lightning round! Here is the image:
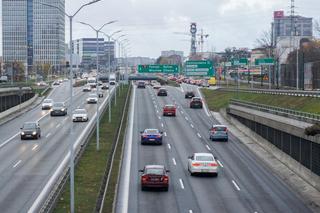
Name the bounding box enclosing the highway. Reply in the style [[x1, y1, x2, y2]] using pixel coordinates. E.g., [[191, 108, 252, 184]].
[[0, 81, 113, 212], [116, 83, 312, 213]]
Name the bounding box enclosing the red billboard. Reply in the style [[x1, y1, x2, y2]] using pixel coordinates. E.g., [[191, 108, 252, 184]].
[[274, 11, 284, 19]]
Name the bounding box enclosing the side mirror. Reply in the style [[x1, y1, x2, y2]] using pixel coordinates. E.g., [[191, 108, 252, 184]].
[[138, 169, 144, 172], [166, 170, 170, 172], [160, 131, 163, 134], [20, 127, 22, 130], [140, 131, 143, 134], [188, 156, 192, 159]]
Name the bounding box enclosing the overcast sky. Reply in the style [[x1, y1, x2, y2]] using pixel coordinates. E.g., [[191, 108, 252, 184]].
[[0, 0, 319, 58]]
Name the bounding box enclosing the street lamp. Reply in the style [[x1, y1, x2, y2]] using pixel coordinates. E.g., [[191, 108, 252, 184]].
[[79, 20, 117, 152], [39, 1, 101, 213]]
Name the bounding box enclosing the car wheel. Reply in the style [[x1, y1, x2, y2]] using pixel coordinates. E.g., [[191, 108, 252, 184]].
[[21, 136, 24, 140], [141, 186, 146, 191]]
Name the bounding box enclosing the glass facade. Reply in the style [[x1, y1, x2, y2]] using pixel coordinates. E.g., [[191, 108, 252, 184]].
[[2, 0, 65, 68]]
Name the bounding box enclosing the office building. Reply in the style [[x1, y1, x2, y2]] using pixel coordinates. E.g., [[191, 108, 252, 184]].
[[2, 0, 65, 72]]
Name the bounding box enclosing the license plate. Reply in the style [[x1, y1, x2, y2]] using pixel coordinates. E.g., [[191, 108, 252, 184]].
[[201, 169, 209, 172], [149, 139, 155, 141]]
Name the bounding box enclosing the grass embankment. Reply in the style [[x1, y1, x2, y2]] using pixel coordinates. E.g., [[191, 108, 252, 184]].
[[54, 85, 130, 213], [201, 89, 320, 114]]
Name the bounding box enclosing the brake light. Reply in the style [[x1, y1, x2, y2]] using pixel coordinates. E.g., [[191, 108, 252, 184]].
[[211, 128, 215, 133], [156, 134, 161, 138], [224, 127, 228, 132], [163, 175, 169, 182], [208, 163, 218, 167], [192, 163, 201, 167], [141, 175, 148, 182], [142, 134, 147, 138]]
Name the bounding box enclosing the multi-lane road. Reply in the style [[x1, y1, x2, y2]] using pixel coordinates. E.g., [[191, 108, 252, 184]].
[[0, 81, 112, 212], [116, 83, 312, 213]]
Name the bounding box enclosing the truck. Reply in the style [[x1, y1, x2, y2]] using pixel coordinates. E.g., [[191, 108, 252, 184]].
[[87, 77, 97, 88], [109, 73, 116, 85], [0, 76, 8, 83]]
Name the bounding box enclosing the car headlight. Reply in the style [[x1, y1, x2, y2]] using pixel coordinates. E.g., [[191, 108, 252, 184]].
[[32, 131, 36, 135], [61, 108, 65, 111], [21, 132, 25, 135]]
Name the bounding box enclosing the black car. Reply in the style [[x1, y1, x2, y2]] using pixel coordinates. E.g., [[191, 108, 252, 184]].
[[20, 122, 41, 140], [101, 84, 109, 90], [50, 102, 67, 116], [157, 88, 167, 96], [137, 81, 146, 88], [185, 91, 195, 99], [190, 97, 203, 108]]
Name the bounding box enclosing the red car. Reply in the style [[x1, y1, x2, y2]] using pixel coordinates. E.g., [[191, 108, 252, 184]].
[[139, 165, 170, 191], [163, 104, 176, 116]]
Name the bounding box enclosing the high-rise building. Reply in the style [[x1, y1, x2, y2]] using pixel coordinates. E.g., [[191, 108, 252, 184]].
[[2, 0, 65, 72]]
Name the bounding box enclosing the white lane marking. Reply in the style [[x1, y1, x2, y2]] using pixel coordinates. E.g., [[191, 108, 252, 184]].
[[189, 210, 193, 213], [185, 116, 189, 121], [217, 160, 224, 168], [206, 145, 211, 151], [46, 133, 52, 138], [181, 111, 184, 114], [156, 110, 159, 114], [161, 123, 164, 127], [167, 144, 171, 149], [32, 145, 39, 151], [0, 133, 19, 149], [197, 133, 202, 138], [13, 160, 22, 168], [196, 87, 210, 117], [164, 132, 167, 137], [179, 179, 185, 189], [180, 87, 184, 93], [63, 117, 68, 122], [190, 124, 194, 128], [172, 158, 177, 165], [232, 180, 241, 191], [56, 123, 61, 128], [158, 116, 161, 120]]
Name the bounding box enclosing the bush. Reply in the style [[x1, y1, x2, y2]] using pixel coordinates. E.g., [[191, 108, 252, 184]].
[[305, 123, 320, 136]]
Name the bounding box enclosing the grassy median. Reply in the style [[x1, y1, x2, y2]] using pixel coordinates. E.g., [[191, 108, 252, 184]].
[[201, 88, 320, 114], [54, 85, 130, 213]]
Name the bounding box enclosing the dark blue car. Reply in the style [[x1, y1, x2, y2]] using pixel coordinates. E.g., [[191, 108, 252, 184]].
[[140, 129, 163, 145]]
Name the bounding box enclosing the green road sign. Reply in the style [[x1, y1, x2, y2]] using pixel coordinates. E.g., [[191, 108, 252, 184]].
[[138, 64, 179, 73], [255, 58, 274, 66], [185, 60, 214, 76], [224, 62, 232, 67], [232, 58, 248, 66]]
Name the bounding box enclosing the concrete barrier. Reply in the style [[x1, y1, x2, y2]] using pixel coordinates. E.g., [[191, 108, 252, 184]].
[[0, 94, 38, 121]]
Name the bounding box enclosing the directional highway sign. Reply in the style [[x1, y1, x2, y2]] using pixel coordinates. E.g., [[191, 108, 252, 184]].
[[138, 65, 179, 74], [232, 58, 248, 66], [185, 60, 214, 76], [255, 58, 274, 66]]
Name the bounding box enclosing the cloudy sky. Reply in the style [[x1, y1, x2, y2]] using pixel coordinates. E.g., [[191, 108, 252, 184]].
[[0, 0, 319, 58]]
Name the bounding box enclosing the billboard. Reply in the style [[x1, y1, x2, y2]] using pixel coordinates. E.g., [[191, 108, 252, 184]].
[[274, 11, 284, 19]]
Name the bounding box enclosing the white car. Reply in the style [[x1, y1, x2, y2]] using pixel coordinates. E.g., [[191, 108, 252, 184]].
[[83, 85, 91, 92], [187, 153, 218, 177], [42, 99, 53, 110], [72, 109, 88, 122], [87, 93, 98, 104]]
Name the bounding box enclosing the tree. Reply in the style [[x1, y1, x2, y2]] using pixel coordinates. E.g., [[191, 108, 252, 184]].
[[255, 30, 273, 57]]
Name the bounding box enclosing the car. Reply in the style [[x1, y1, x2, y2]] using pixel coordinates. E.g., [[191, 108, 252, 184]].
[[190, 97, 203, 108], [137, 81, 146, 88], [53, 81, 60, 86], [20, 122, 41, 140], [42, 99, 53, 110], [201, 81, 210, 87], [58, 79, 63, 83], [87, 93, 98, 104], [72, 108, 88, 122], [83, 85, 91, 92], [98, 91, 103, 98], [153, 84, 161, 89], [101, 83, 109, 90], [185, 91, 195, 99], [163, 104, 176, 116], [37, 81, 48, 87], [209, 125, 228, 141], [140, 129, 163, 145], [139, 165, 170, 191], [157, 88, 167, 96], [187, 153, 218, 177], [50, 102, 67, 116]]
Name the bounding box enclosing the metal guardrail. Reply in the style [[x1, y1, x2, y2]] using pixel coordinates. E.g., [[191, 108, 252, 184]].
[[229, 99, 320, 123], [220, 87, 320, 98]]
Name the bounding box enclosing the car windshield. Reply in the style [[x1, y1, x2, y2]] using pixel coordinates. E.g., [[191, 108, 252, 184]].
[[195, 156, 214, 161], [193, 98, 201, 102], [165, 105, 175, 109], [23, 123, 36, 129], [145, 168, 164, 175], [214, 126, 226, 131], [89, 94, 97, 97], [74, 109, 86, 114], [53, 103, 64, 107], [145, 129, 159, 134], [44, 99, 52, 103]]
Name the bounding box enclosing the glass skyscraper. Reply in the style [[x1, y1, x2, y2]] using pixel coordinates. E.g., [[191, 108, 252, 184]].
[[2, 0, 65, 71]]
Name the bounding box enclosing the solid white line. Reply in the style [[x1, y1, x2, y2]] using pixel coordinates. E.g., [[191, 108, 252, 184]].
[[161, 123, 164, 127], [13, 160, 22, 168], [206, 145, 211, 151], [196, 87, 210, 117], [56, 123, 61, 128], [167, 144, 171, 149], [32, 145, 39, 151], [197, 133, 202, 138], [190, 124, 194, 128], [164, 132, 167, 137], [46, 133, 52, 138], [172, 158, 177, 165], [179, 179, 185, 189], [0, 133, 19, 149], [217, 160, 224, 168], [232, 180, 241, 191]]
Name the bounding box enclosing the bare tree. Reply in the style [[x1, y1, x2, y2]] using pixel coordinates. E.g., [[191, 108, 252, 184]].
[[255, 30, 272, 48]]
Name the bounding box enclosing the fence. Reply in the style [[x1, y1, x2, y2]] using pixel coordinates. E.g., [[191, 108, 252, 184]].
[[0, 88, 35, 113]]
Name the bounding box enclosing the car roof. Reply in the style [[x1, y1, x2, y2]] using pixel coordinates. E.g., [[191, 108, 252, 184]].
[[144, 128, 159, 131], [194, 153, 214, 157], [212, 125, 227, 128], [164, 104, 175, 107], [24, 121, 37, 125], [145, 165, 165, 169]]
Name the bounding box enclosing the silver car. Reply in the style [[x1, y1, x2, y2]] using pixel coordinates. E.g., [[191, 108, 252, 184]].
[[72, 108, 88, 122], [209, 125, 228, 142], [188, 153, 218, 177], [87, 93, 98, 104]]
